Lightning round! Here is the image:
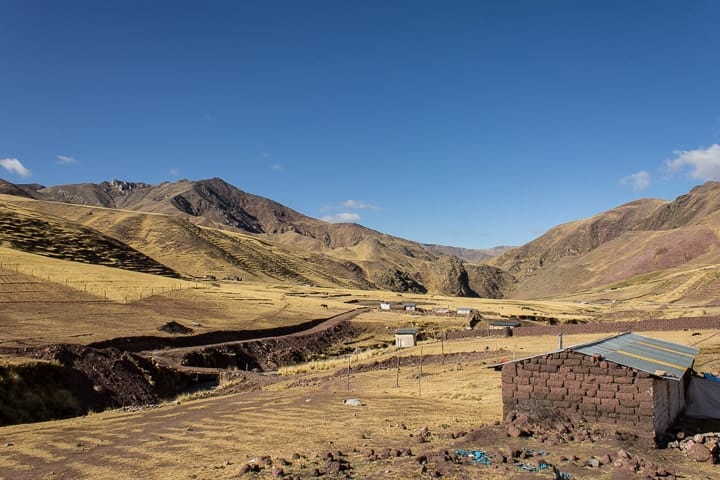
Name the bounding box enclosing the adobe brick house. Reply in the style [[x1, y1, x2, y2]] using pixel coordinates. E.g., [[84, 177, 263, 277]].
[[499, 332, 698, 441]]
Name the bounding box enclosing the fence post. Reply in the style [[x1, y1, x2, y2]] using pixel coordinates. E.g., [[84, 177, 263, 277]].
[[418, 347, 423, 397], [441, 338, 445, 365], [347, 355, 351, 392], [396, 354, 400, 387]]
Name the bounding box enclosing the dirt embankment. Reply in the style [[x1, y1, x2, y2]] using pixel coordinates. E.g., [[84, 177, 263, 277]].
[[0, 316, 361, 426], [0, 344, 211, 427], [87, 316, 332, 352], [176, 320, 357, 370]]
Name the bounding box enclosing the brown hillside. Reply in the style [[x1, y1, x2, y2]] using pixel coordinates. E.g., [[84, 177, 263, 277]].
[[0, 197, 178, 278], [643, 181, 720, 229], [0, 178, 39, 199], [1, 194, 507, 296], [37, 178, 434, 255], [491, 198, 665, 277], [422, 243, 512, 263], [492, 182, 720, 302], [23, 178, 506, 297]]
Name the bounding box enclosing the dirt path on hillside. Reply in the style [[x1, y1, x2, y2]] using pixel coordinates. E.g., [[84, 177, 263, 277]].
[[142, 308, 369, 371]]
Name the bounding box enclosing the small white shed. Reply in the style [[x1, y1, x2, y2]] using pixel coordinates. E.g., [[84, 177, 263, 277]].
[[395, 328, 418, 348], [456, 307, 474, 316], [380, 301, 392, 310]]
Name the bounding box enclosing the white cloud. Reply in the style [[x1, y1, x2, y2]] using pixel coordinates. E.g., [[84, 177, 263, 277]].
[[321, 199, 382, 212], [341, 199, 380, 210], [665, 144, 720, 180], [321, 212, 361, 223], [56, 154, 77, 165], [620, 170, 650, 192], [0, 158, 31, 177]]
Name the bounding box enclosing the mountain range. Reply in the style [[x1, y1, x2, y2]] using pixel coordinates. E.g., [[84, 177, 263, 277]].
[[1, 177, 719, 305]]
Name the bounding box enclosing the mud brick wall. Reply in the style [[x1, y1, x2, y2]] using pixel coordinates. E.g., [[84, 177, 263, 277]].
[[501, 351, 657, 437], [446, 315, 720, 340]]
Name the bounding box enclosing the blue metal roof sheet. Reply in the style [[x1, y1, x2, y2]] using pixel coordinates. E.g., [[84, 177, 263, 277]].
[[573, 332, 698, 380]]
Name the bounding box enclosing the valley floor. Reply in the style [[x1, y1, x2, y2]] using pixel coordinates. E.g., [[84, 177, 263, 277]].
[[2, 331, 720, 480]]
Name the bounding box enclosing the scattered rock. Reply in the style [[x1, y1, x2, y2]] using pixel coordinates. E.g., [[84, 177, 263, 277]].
[[507, 425, 524, 438], [688, 443, 712, 462], [238, 463, 260, 474], [666, 431, 720, 463]]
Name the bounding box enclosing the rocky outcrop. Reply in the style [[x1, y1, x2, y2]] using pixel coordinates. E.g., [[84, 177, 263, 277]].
[[376, 268, 427, 294]]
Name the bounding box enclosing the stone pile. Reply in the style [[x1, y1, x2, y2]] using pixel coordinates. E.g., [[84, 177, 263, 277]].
[[504, 411, 603, 444], [666, 431, 720, 463], [591, 449, 675, 479]]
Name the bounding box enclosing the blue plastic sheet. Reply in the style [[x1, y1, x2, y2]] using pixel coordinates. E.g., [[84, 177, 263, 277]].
[[457, 448, 571, 479], [456, 449, 493, 465]]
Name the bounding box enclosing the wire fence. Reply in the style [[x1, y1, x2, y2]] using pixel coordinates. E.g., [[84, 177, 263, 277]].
[[0, 258, 211, 303]]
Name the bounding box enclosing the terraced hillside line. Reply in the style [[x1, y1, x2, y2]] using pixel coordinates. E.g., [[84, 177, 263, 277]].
[[198, 227, 311, 284], [199, 228, 371, 289], [682, 270, 720, 306], [0, 204, 179, 278]]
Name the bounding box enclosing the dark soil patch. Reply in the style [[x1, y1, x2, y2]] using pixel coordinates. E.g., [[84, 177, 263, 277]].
[[158, 321, 193, 334], [180, 320, 358, 371], [1, 344, 213, 426]]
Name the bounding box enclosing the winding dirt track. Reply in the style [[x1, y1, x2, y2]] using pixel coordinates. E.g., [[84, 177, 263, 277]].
[[142, 307, 370, 371]]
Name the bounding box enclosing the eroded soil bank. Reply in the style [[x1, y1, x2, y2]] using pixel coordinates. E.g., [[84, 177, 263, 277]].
[[0, 344, 211, 427], [0, 320, 358, 427]]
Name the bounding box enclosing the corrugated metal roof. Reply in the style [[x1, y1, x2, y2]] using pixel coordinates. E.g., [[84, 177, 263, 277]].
[[487, 332, 699, 380], [573, 332, 698, 380], [490, 320, 522, 327], [395, 328, 418, 335]]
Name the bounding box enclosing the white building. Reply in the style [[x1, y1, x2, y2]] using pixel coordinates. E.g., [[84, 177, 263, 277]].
[[395, 328, 418, 348]]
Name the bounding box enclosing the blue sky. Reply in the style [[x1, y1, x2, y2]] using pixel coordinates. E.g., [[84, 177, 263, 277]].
[[2, 1, 720, 248]]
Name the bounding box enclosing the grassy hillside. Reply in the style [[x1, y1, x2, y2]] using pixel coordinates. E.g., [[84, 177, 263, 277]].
[[491, 182, 720, 305], [0, 191, 501, 297], [0, 198, 178, 277]]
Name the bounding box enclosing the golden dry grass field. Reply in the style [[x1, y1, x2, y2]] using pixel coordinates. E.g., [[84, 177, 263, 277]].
[[2, 330, 720, 480], [2, 242, 720, 478], [0, 246, 619, 348]]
